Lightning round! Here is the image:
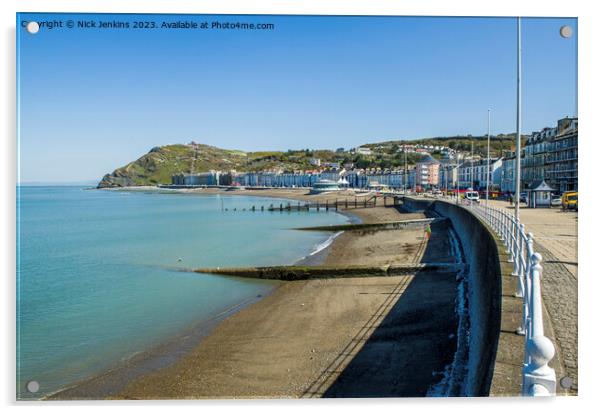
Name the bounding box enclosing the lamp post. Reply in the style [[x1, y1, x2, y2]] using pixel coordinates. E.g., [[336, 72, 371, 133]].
[[514, 20, 573, 215], [470, 140, 474, 189], [486, 108, 491, 205], [514, 17, 522, 221], [456, 151, 460, 203], [404, 147, 408, 193]]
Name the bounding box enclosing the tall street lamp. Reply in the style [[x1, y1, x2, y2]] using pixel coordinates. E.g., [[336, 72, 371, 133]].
[[404, 147, 408, 193], [456, 151, 460, 204], [515, 19, 573, 219], [486, 108, 491, 205], [470, 139, 474, 189], [514, 17, 522, 220]]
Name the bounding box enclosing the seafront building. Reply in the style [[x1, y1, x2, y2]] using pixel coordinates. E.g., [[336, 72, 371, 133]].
[[169, 117, 576, 194], [458, 158, 502, 191], [415, 155, 440, 190], [523, 127, 556, 186], [171, 171, 221, 186], [545, 117, 578, 193], [501, 153, 517, 194], [240, 171, 320, 187], [501, 116, 578, 195], [310, 179, 341, 194], [438, 158, 458, 192]]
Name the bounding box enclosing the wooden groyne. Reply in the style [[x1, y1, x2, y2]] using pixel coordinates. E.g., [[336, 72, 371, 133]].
[[224, 196, 402, 212], [294, 218, 444, 232], [193, 263, 464, 281]]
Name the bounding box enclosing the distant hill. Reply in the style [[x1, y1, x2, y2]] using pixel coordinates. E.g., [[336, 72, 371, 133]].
[[98, 144, 342, 188], [364, 134, 526, 159], [97, 134, 526, 188], [99, 144, 243, 188]]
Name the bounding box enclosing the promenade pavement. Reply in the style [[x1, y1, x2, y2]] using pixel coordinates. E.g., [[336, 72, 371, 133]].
[[487, 199, 577, 278], [486, 199, 578, 394]]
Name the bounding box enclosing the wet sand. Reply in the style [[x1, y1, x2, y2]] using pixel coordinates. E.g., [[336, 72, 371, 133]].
[[56, 188, 460, 399]]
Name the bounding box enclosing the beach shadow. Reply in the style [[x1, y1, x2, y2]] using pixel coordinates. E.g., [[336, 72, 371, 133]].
[[545, 260, 578, 266], [304, 223, 460, 398]]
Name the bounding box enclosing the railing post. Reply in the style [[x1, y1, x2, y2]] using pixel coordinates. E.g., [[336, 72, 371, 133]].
[[526, 232, 534, 285], [505, 214, 512, 254], [519, 224, 527, 268], [495, 210, 504, 241], [512, 219, 520, 273], [518, 223, 527, 277], [518, 232, 534, 342], [522, 253, 556, 396], [506, 215, 514, 260], [516, 224, 528, 335], [510, 217, 519, 276]]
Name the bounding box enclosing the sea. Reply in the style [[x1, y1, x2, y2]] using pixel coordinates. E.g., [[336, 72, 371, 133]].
[[16, 186, 348, 399]]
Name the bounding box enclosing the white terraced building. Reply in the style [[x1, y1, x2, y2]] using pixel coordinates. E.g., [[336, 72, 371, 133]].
[[458, 158, 502, 191]]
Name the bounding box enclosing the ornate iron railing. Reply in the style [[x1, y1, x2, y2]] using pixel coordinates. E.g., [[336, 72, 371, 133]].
[[460, 199, 557, 396]]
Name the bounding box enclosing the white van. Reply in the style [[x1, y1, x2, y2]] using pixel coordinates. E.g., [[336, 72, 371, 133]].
[[465, 191, 480, 202]]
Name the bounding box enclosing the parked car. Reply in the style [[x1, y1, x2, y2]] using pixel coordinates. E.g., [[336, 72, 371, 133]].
[[465, 191, 480, 203], [551, 197, 562, 207], [561, 191, 578, 211]]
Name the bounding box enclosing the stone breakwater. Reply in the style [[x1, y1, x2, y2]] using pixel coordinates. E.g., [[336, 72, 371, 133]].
[[194, 263, 464, 281]]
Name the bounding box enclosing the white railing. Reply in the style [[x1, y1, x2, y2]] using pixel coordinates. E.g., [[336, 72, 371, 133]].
[[459, 199, 556, 396]]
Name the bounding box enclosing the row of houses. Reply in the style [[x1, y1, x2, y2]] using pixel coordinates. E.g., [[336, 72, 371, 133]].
[[172, 167, 420, 190], [351, 143, 457, 157], [171, 155, 478, 191], [438, 157, 503, 192], [439, 116, 578, 194], [171, 117, 577, 193], [501, 117, 578, 194]]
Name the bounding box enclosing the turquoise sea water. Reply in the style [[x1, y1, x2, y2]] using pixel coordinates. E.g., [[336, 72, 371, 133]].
[[16, 186, 348, 399]]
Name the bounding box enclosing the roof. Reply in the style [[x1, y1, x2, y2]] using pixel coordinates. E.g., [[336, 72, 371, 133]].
[[417, 154, 439, 165], [528, 180, 556, 192]]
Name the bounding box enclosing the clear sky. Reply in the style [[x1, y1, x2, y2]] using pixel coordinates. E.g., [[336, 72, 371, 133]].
[[17, 13, 577, 183]]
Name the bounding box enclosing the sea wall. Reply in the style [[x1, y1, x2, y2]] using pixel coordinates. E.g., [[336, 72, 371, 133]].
[[401, 197, 504, 396]]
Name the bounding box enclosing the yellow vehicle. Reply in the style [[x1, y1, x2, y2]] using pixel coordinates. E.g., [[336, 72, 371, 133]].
[[561, 191, 578, 211]]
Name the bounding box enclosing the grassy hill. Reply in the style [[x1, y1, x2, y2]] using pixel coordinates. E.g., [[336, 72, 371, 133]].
[[98, 144, 344, 188], [98, 144, 245, 187], [365, 134, 526, 159]]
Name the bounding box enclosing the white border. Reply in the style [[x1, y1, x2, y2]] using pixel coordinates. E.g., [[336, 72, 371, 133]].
[[2, 1, 600, 413]]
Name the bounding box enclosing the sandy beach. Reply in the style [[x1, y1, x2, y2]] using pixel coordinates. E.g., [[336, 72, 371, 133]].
[[53, 187, 460, 399], [101, 186, 399, 207]]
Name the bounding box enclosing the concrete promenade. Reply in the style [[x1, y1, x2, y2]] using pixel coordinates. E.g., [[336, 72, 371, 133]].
[[488, 200, 577, 277], [487, 199, 578, 394]]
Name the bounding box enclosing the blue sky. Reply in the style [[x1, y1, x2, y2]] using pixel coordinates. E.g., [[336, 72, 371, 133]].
[[17, 14, 577, 182]]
